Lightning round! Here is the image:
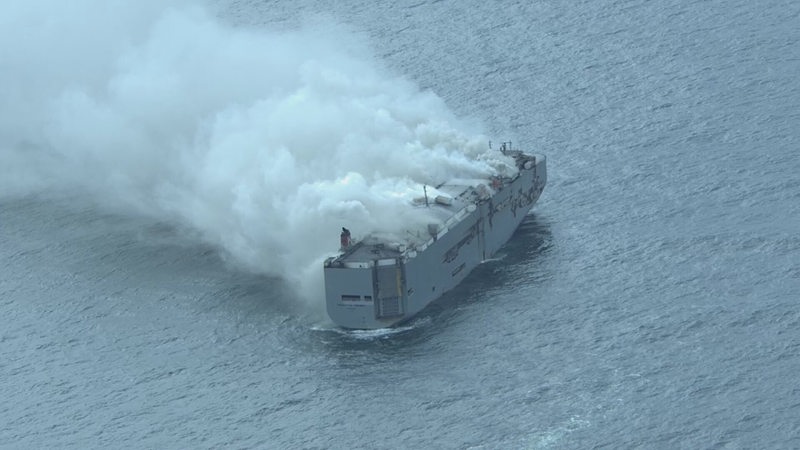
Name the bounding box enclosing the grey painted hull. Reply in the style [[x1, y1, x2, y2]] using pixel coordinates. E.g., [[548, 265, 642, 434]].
[[324, 151, 546, 329]]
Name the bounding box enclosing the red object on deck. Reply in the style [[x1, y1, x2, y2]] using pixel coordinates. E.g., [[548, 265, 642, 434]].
[[340, 227, 351, 248]]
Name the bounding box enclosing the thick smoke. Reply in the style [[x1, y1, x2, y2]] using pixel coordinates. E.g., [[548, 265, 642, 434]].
[[0, 1, 514, 306]]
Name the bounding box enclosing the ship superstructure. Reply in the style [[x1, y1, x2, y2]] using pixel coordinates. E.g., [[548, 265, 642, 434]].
[[323, 143, 546, 329]]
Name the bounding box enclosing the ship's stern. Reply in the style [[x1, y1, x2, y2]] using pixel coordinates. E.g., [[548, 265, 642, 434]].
[[324, 257, 407, 329]]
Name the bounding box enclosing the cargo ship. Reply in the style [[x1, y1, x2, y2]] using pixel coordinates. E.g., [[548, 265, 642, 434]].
[[323, 143, 546, 329]]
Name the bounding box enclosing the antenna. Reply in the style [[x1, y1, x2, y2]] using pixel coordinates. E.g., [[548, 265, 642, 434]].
[[423, 185, 429, 207]]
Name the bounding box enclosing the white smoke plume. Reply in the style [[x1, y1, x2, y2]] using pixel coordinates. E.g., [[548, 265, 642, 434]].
[[0, 1, 515, 306]]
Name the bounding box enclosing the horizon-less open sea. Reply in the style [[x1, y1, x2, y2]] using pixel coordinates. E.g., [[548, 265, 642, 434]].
[[2, 0, 799, 448]]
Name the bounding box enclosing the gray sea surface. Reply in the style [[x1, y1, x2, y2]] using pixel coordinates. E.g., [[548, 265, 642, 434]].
[[3, 0, 800, 448]]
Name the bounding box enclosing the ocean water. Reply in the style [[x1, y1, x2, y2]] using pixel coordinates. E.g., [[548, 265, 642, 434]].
[[2, 0, 800, 448]]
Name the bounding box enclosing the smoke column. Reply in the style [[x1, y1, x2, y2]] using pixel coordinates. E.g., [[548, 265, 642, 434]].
[[0, 1, 515, 308]]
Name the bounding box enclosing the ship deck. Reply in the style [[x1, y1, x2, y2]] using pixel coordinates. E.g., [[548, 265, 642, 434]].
[[334, 176, 513, 264], [330, 149, 540, 266]]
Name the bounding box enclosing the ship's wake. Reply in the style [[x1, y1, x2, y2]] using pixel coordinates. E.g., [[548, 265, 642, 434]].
[[311, 316, 431, 340], [0, 0, 514, 314], [481, 254, 508, 264]]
